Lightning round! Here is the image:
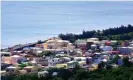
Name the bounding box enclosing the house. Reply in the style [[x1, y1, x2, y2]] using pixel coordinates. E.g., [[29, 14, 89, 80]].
[[110, 40, 118, 46], [11, 55, 22, 64], [87, 38, 99, 50], [23, 47, 31, 52], [43, 38, 73, 50], [30, 58, 37, 65], [105, 41, 111, 46], [55, 64, 67, 68], [93, 53, 102, 64], [38, 71, 48, 77], [129, 41, 133, 47], [86, 57, 93, 65], [89, 63, 98, 71], [100, 40, 109, 46], [84, 50, 93, 57], [56, 53, 69, 57], [102, 46, 113, 51], [2, 56, 12, 64], [12, 51, 23, 55], [91, 44, 97, 51], [111, 64, 118, 68], [93, 57, 102, 64], [48, 57, 61, 66], [43, 43, 48, 49], [77, 50, 82, 56], [35, 44, 43, 48], [67, 61, 78, 68], [23, 66, 36, 73], [118, 47, 133, 54], [0, 71, 6, 76], [30, 47, 43, 55], [67, 43, 75, 50], [0, 52, 11, 57], [117, 59, 124, 66], [129, 44, 133, 47], [37, 58, 48, 66], [18, 70, 27, 74], [61, 57, 71, 62], [1, 63, 12, 70], [6, 66, 20, 73], [75, 39, 87, 46], [74, 57, 86, 61], [75, 39, 87, 54], [121, 41, 130, 47], [78, 61, 86, 67]]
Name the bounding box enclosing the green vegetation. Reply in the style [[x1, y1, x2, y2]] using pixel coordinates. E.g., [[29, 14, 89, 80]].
[[38, 51, 55, 57], [102, 32, 133, 40], [2, 58, 133, 80], [2, 66, 133, 80], [59, 24, 133, 43], [19, 63, 27, 69]]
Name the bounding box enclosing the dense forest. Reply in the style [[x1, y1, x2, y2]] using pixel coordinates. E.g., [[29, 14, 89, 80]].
[[59, 24, 133, 43]]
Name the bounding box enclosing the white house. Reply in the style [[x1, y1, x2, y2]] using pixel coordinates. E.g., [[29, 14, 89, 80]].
[[87, 38, 99, 42], [0, 52, 11, 57], [67, 61, 78, 68], [38, 71, 48, 77], [74, 57, 86, 62], [48, 57, 61, 66]]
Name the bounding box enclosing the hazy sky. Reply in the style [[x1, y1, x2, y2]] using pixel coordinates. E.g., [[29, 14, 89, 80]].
[[1, 1, 133, 48]]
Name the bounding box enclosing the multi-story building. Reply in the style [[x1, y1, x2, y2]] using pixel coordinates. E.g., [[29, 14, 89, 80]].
[[75, 39, 87, 54], [43, 37, 74, 51]]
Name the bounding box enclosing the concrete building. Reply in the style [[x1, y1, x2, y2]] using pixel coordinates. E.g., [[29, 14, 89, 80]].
[[43, 38, 74, 51], [75, 39, 87, 54]]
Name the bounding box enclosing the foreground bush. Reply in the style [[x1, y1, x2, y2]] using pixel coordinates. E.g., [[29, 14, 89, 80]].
[[2, 65, 133, 80]]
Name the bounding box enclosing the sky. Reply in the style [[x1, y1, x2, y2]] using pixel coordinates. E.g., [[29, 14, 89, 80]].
[[1, 1, 133, 48]]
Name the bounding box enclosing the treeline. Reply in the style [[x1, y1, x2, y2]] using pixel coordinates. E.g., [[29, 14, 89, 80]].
[[2, 65, 133, 80], [59, 24, 133, 43]]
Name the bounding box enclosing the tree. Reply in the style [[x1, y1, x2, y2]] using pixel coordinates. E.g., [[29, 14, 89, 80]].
[[38, 51, 55, 57], [111, 55, 120, 64], [59, 24, 133, 42], [37, 40, 42, 44], [129, 73, 133, 80], [19, 63, 27, 69], [98, 61, 106, 69], [52, 77, 63, 80], [123, 57, 132, 67]]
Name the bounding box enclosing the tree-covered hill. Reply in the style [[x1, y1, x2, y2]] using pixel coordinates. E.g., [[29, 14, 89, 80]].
[[59, 24, 133, 43]]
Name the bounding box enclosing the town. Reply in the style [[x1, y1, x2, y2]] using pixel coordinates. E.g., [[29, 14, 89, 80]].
[[1, 36, 133, 78], [1, 1, 133, 80]]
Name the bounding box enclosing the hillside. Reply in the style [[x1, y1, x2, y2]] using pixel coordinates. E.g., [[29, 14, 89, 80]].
[[59, 24, 133, 43]]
